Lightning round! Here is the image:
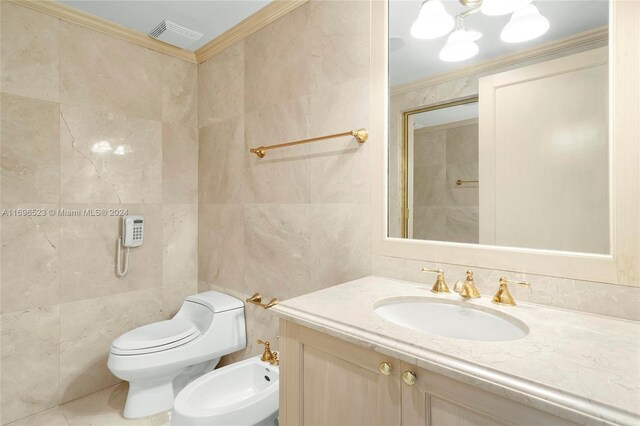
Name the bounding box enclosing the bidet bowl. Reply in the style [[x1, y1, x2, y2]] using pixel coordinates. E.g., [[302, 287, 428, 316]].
[[171, 356, 279, 426], [374, 298, 528, 341]]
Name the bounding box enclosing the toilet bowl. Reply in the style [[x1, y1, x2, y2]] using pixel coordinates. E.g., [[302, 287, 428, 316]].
[[108, 291, 247, 419], [171, 356, 279, 426]]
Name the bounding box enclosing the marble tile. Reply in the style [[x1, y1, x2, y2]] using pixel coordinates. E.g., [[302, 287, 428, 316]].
[[445, 161, 479, 207], [198, 204, 244, 288], [414, 129, 446, 167], [162, 204, 198, 316], [307, 0, 370, 91], [60, 21, 162, 121], [59, 204, 162, 303], [412, 206, 447, 241], [1, 2, 59, 102], [1, 306, 60, 424], [163, 124, 198, 204], [1, 94, 59, 204], [445, 122, 479, 207], [198, 117, 244, 204], [309, 204, 371, 291], [413, 164, 446, 207], [244, 96, 311, 203], [244, 204, 310, 300], [60, 382, 169, 426], [6, 407, 68, 426], [198, 41, 244, 127], [1, 205, 59, 313], [162, 56, 197, 128], [59, 105, 162, 204], [308, 79, 370, 203], [59, 288, 165, 403], [244, 5, 314, 113], [446, 206, 479, 243]]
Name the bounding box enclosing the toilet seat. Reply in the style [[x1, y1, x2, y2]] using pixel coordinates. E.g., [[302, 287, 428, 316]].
[[111, 319, 201, 356]]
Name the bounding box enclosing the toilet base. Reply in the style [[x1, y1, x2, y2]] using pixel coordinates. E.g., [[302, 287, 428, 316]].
[[124, 379, 174, 419]]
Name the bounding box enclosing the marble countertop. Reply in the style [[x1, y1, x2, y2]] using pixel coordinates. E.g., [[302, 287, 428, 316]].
[[271, 276, 640, 426]]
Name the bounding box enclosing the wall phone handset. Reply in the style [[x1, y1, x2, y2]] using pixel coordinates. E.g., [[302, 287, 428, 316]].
[[116, 216, 144, 277]]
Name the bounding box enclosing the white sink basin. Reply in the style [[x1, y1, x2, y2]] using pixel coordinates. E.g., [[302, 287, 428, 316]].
[[374, 298, 528, 342]]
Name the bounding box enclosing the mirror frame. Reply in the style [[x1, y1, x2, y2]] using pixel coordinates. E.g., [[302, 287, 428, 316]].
[[371, 0, 639, 286]]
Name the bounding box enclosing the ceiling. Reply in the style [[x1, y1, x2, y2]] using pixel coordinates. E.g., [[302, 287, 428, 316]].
[[389, 0, 608, 86], [57, 0, 272, 51]]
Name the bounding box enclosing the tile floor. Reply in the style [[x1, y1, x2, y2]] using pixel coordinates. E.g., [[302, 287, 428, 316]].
[[6, 383, 170, 426]]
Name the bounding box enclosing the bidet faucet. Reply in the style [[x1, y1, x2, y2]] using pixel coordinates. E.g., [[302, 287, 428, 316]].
[[257, 339, 279, 366]]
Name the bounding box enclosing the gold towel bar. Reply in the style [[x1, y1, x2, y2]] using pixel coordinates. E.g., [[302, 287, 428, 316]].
[[246, 293, 278, 309], [456, 179, 479, 186], [249, 128, 368, 158]]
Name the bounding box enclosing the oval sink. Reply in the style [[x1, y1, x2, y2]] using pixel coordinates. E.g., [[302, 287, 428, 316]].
[[374, 298, 528, 342]]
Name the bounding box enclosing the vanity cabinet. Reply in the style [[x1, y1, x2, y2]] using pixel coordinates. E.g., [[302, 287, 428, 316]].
[[279, 320, 575, 426]]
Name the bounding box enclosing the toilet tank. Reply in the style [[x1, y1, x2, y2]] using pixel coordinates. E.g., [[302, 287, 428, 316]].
[[175, 291, 247, 353]]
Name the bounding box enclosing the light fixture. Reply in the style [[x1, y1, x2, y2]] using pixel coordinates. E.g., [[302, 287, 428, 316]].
[[500, 4, 550, 43], [439, 25, 482, 62], [410, 0, 455, 40], [481, 0, 532, 16]]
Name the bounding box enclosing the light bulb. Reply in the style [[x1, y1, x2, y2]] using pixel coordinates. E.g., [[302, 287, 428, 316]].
[[500, 4, 550, 43], [481, 0, 532, 16], [439, 29, 482, 62], [410, 0, 455, 40]]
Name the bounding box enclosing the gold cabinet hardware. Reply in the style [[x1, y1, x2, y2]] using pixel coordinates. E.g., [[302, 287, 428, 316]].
[[421, 268, 450, 294], [249, 128, 368, 158], [402, 371, 417, 386], [492, 277, 530, 306], [379, 362, 392, 376], [257, 339, 279, 366], [246, 293, 279, 309], [459, 270, 481, 299]]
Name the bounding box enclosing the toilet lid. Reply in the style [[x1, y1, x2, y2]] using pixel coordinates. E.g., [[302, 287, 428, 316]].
[[112, 319, 201, 351]]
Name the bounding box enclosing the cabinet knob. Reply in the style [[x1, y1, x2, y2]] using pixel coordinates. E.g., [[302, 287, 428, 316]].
[[402, 371, 417, 386], [379, 362, 392, 376]]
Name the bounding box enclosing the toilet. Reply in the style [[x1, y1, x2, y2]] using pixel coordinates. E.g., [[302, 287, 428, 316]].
[[107, 291, 247, 419], [171, 356, 279, 426]]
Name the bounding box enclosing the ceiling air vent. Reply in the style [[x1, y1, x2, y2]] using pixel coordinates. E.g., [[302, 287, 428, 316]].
[[148, 20, 203, 50]]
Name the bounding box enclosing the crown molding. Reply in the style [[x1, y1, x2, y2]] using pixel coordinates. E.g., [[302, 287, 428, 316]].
[[194, 0, 309, 64], [390, 26, 608, 96], [8, 0, 309, 65], [8, 0, 197, 63]]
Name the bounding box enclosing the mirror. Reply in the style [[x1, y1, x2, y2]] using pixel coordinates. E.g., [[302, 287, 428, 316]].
[[388, 0, 609, 255]]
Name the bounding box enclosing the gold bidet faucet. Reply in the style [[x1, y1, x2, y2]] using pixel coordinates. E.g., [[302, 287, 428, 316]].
[[459, 270, 481, 299], [421, 268, 450, 294], [492, 277, 530, 306], [257, 339, 279, 366]]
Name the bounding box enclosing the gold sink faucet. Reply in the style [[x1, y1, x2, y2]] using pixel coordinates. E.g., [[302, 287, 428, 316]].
[[421, 268, 450, 294], [492, 277, 530, 306], [459, 271, 481, 299], [257, 339, 279, 366]]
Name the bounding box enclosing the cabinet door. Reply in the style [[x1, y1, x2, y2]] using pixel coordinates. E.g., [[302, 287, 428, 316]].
[[400, 362, 577, 426], [279, 320, 401, 426]]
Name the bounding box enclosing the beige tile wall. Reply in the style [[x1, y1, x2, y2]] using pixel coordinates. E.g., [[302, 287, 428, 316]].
[[0, 3, 198, 424], [197, 0, 372, 365]]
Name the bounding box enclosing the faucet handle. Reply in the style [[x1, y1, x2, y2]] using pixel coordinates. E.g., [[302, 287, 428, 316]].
[[257, 339, 279, 365], [492, 277, 530, 306], [421, 268, 450, 294], [460, 270, 481, 299]]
